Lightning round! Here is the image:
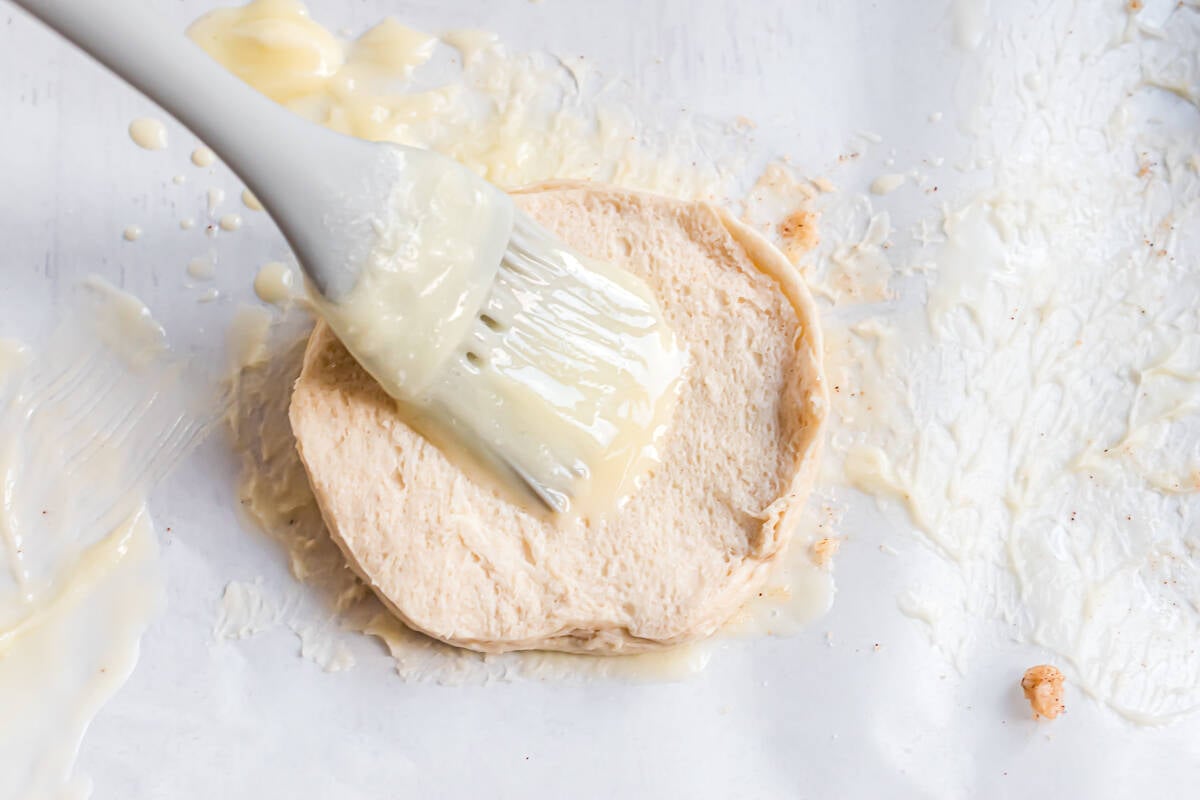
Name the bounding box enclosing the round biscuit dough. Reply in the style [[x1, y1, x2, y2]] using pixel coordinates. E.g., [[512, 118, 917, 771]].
[[290, 182, 827, 654]]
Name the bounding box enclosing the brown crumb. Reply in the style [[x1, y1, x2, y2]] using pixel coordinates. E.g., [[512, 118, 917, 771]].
[[1021, 665, 1065, 720], [777, 208, 820, 262], [811, 536, 841, 568], [1127, 0, 1143, 10]]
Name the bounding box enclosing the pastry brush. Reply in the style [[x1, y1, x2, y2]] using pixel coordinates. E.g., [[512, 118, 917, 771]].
[[13, 0, 683, 514]]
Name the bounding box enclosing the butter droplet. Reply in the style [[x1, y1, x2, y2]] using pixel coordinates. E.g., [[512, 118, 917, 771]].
[[187, 257, 215, 280], [242, 189, 264, 212], [123, 225, 143, 242], [207, 188, 226, 215], [128, 118, 168, 150], [254, 261, 296, 307], [219, 214, 243, 232], [191, 146, 216, 167]]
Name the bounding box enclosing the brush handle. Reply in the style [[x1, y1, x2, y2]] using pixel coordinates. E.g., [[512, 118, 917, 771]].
[[11, 0, 374, 295]]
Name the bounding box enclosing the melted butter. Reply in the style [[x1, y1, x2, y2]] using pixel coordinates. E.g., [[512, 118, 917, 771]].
[[187, 256, 216, 280], [213, 578, 276, 639], [349, 17, 437, 76], [254, 261, 297, 306], [187, 0, 346, 103], [823, 210, 893, 304], [723, 491, 840, 640], [869, 173, 907, 195], [227, 305, 274, 372], [0, 339, 28, 377], [0, 342, 31, 608], [814, 5, 1200, 723], [414, 220, 685, 518], [127, 117, 168, 150], [441, 29, 500, 64], [724, 560, 833, 639], [292, 622, 357, 672], [83, 277, 169, 365], [218, 213, 242, 231], [206, 187, 225, 214], [191, 145, 216, 167], [0, 512, 162, 800], [0, 281, 197, 794], [310, 150, 513, 399], [950, 0, 991, 51], [241, 188, 263, 211]]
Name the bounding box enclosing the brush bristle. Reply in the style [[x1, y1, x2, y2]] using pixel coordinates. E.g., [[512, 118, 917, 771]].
[[421, 213, 685, 517]]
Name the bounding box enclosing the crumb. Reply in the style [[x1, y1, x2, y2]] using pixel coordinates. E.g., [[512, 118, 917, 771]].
[[1021, 665, 1065, 720], [777, 208, 820, 261], [811, 536, 840, 568], [1127, 0, 1143, 10]]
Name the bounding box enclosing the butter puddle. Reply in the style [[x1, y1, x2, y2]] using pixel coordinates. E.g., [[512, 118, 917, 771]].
[[0, 513, 161, 800], [0, 283, 219, 797], [817, 3, 1200, 722]]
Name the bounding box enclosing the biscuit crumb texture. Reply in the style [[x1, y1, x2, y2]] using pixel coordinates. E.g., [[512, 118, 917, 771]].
[[1021, 664, 1066, 720]]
